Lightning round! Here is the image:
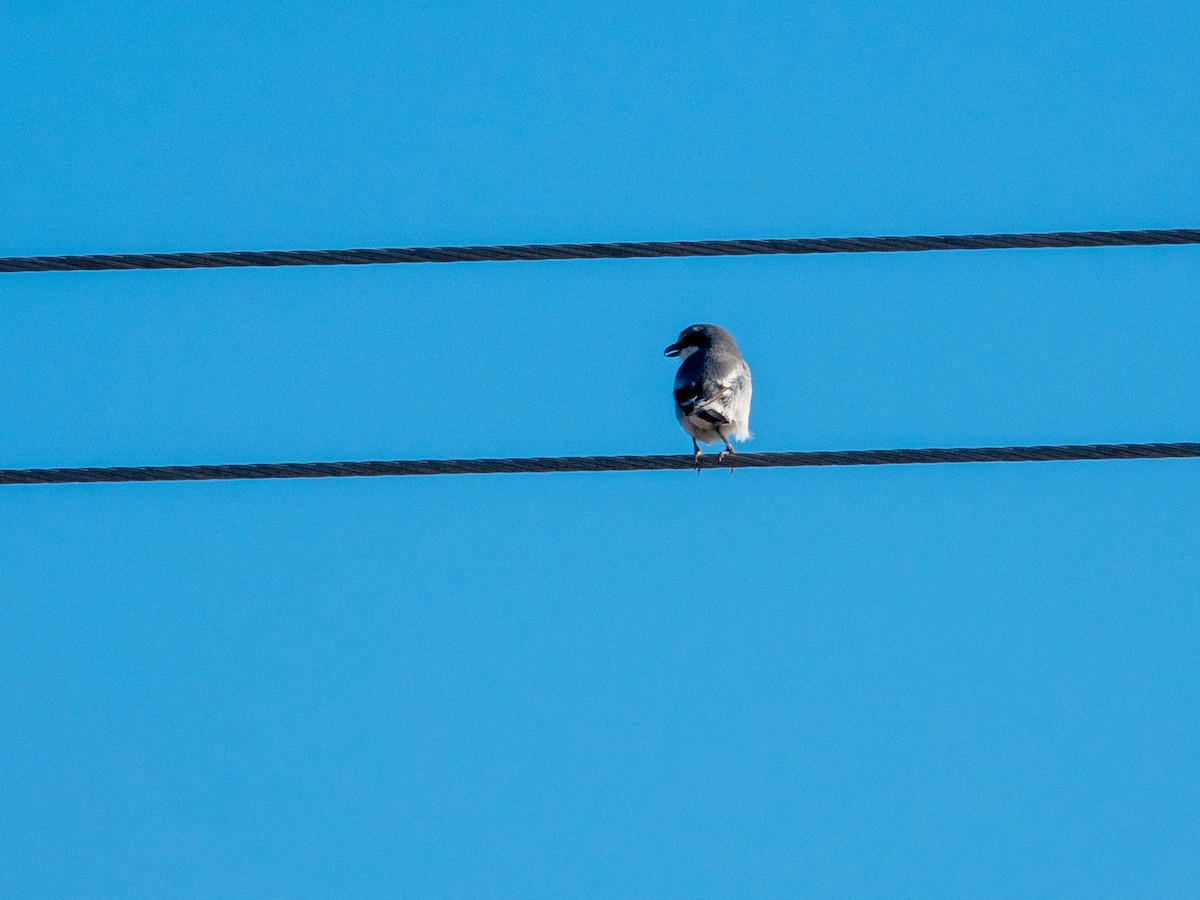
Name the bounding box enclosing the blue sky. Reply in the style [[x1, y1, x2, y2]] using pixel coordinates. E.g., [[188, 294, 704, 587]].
[[2, 2, 1199, 896]]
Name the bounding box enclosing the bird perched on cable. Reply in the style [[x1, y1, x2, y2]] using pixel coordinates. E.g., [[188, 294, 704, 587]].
[[664, 323, 752, 462]]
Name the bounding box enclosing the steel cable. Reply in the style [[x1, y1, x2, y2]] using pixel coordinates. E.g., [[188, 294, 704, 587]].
[[2, 442, 1197, 486], [2, 228, 1198, 274]]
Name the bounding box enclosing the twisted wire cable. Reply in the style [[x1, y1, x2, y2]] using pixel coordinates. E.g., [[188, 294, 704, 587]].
[[2, 228, 1198, 274], [2, 442, 1197, 486]]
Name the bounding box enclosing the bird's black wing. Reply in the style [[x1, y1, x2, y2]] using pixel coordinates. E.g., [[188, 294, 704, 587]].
[[674, 379, 732, 424]]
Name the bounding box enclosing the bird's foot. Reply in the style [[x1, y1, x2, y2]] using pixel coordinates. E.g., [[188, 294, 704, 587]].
[[693, 447, 703, 474], [719, 446, 735, 474]]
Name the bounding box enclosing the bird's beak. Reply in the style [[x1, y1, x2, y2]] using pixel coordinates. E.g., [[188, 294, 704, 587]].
[[664, 342, 681, 357]]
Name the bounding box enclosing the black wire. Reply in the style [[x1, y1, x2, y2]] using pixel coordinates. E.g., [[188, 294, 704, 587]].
[[2, 228, 1197, 273], [2, 442, 1197, 485]]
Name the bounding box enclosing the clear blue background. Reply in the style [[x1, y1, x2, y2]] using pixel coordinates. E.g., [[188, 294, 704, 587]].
[[3, 3, 1199, 896]]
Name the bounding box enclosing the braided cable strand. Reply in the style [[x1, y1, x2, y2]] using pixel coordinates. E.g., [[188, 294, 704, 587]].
[[2, 442, 1197, 486], [2, 229, 1198, 273]]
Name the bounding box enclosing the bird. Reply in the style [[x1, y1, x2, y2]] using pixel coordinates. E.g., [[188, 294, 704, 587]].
[[664, 324, 752, 463]]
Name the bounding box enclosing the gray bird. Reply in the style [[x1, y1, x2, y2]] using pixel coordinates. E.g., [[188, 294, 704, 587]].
[[664, 324, 752, 461]]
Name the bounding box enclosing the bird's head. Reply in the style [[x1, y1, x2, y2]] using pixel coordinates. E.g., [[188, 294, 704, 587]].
[[664, 323, 737, 360]]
